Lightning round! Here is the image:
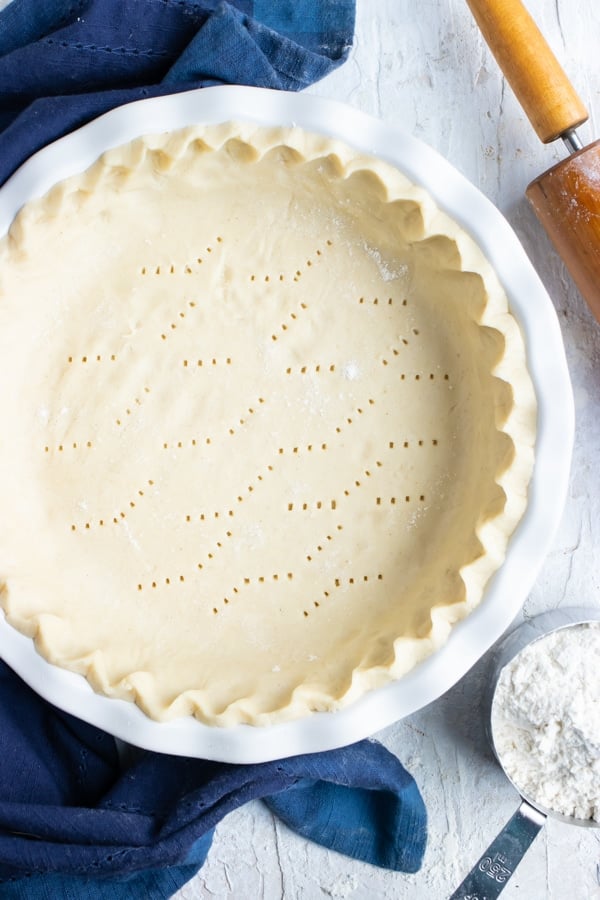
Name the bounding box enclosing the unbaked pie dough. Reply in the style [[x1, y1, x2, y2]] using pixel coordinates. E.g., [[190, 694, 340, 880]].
[[0, 123, 536, 726]]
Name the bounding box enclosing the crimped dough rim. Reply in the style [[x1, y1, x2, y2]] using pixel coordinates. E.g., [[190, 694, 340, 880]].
[[0, 122, 536, 726]]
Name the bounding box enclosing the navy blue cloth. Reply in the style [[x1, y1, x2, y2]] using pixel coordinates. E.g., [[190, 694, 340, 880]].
[[0, 662, 427, 899], [0, 0, 355, 186]]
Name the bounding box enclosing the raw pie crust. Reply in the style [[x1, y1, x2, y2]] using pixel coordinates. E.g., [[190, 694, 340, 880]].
[[0, 123, 536, 726]]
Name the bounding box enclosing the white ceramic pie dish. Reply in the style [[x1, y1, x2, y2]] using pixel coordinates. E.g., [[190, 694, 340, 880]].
[[0, 86, 573, 762]]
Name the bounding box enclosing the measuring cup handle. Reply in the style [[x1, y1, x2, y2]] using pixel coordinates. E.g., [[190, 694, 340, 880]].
[[448, 799, 546, 899]]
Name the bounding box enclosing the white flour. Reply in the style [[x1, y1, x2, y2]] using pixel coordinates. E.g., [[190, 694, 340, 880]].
[[491, 622, 600, 821]]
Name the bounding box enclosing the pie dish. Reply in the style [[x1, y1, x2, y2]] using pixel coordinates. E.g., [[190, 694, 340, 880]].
[[0, 87, 572, 760]]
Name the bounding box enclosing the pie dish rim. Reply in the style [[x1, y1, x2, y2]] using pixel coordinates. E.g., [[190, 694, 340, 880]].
[[0, 85, 573, 762]]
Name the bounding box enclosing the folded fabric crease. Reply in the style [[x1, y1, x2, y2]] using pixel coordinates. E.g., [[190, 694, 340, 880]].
[[0, 0, 354, 185], [0, 661, 427, 897]]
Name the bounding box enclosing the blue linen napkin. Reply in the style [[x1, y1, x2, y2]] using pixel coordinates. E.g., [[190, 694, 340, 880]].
[[0, 661, 427, 899], [0, 2, 429, 896], [0, 0, 355, 186]]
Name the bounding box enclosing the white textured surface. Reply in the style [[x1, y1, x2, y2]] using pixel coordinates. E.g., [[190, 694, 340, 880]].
[[176, 0, 600, 897]]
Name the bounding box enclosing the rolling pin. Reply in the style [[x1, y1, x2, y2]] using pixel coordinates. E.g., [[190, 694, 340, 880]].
[[466, 0, 600, 321]]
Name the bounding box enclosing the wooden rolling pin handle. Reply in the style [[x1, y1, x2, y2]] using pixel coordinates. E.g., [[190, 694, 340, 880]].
[[466, 0, 588, 143]]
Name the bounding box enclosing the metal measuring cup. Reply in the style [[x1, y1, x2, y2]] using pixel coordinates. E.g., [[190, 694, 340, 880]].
[[450, 606, 600, 899]]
